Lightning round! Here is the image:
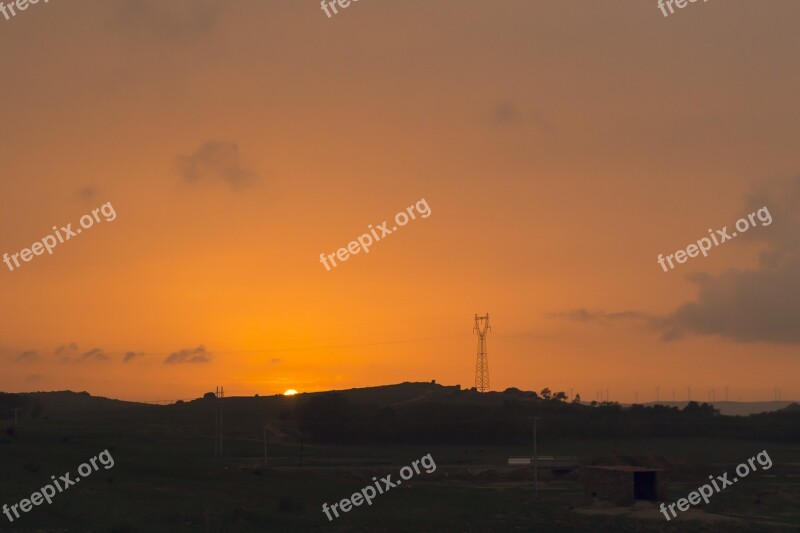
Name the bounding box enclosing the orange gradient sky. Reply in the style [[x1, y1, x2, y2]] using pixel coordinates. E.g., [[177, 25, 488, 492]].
[[1, 0, 799, 402]]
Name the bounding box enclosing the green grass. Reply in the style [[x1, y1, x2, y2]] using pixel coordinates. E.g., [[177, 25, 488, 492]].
[[0, 417, 798, 532]]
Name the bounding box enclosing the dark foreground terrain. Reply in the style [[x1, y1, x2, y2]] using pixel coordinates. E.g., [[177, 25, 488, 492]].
[[1, 384, 799, 532]]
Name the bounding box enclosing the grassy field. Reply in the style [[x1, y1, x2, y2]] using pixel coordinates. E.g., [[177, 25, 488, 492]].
[[1, 410, 798, 532]]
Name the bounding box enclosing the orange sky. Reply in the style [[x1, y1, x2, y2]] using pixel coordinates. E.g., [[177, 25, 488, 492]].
[[1, 0, 799, 402]]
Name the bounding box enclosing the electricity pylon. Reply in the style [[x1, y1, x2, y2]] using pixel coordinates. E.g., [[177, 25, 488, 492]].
[[473, 313, 491, 392]]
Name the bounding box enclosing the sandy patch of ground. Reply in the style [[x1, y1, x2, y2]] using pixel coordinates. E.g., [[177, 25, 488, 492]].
[[575, 500, 743, 524]]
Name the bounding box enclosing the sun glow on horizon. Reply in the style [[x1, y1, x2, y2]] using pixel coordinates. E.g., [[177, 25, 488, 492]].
[[283, 389, 298, 396]]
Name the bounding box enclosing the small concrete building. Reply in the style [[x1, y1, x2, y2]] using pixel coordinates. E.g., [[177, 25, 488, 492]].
[[581, 466, 666, 505]]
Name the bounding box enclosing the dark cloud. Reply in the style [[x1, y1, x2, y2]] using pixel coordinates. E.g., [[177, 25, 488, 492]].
[[271, 358, 281, 364], [175, 140, 260, 190], [165, 345, 210, 364], [123, 351, 146, 363], [659, 263, 799, 344], [656, 177, 799, 344], [14, 350, 41, 363], [556, 177, 800, 345]]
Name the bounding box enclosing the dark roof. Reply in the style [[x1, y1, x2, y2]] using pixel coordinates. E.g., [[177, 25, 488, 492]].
[[584, 466, 665, 472]]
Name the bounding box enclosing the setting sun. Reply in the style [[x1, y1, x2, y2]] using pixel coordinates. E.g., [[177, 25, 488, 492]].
[[283, 389, 298, 396]]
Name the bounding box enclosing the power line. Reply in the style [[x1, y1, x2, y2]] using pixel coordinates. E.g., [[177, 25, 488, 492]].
[[207, 333, 473, 354]]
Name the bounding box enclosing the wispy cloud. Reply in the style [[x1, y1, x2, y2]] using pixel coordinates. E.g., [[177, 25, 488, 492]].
[[175, 140, 259, 190], [165, 345, 211, 364], [108, 0, 220, 42], [123, 351, 146, 363], [57, 345, 110, 363], [75, 184, 97, 201], [54, 343, 78, 356], [492, 102, 524, 125], [14, 350, 41, 363], [490, 101, 556, 134], [81, 348, 111, 361]]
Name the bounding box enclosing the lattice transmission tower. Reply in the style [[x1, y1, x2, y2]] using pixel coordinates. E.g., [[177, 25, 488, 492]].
[[473, 313, 491, 392]]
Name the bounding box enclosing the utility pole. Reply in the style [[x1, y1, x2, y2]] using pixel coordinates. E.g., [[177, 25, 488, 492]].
[[532, 417, 540, 499], [263, 424, 268, 469], [10, 408, 20, 426], [687, 386, 691, 402], [611, 410, 618, 455], [473, 314, 491, 393], [299, 430, 305, 468], [214, 386, 224, 457]]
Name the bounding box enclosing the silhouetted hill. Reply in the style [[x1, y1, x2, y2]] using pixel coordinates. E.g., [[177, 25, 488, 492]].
[[317, 381, 461, 406], [779, 402, 800, 413], [637, 400, 800, 416], [5, 384, 799, 446], [23, 390, 150, 413]]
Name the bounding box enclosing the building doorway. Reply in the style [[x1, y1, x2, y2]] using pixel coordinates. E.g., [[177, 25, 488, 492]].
[[633, 471, 657, 500]]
